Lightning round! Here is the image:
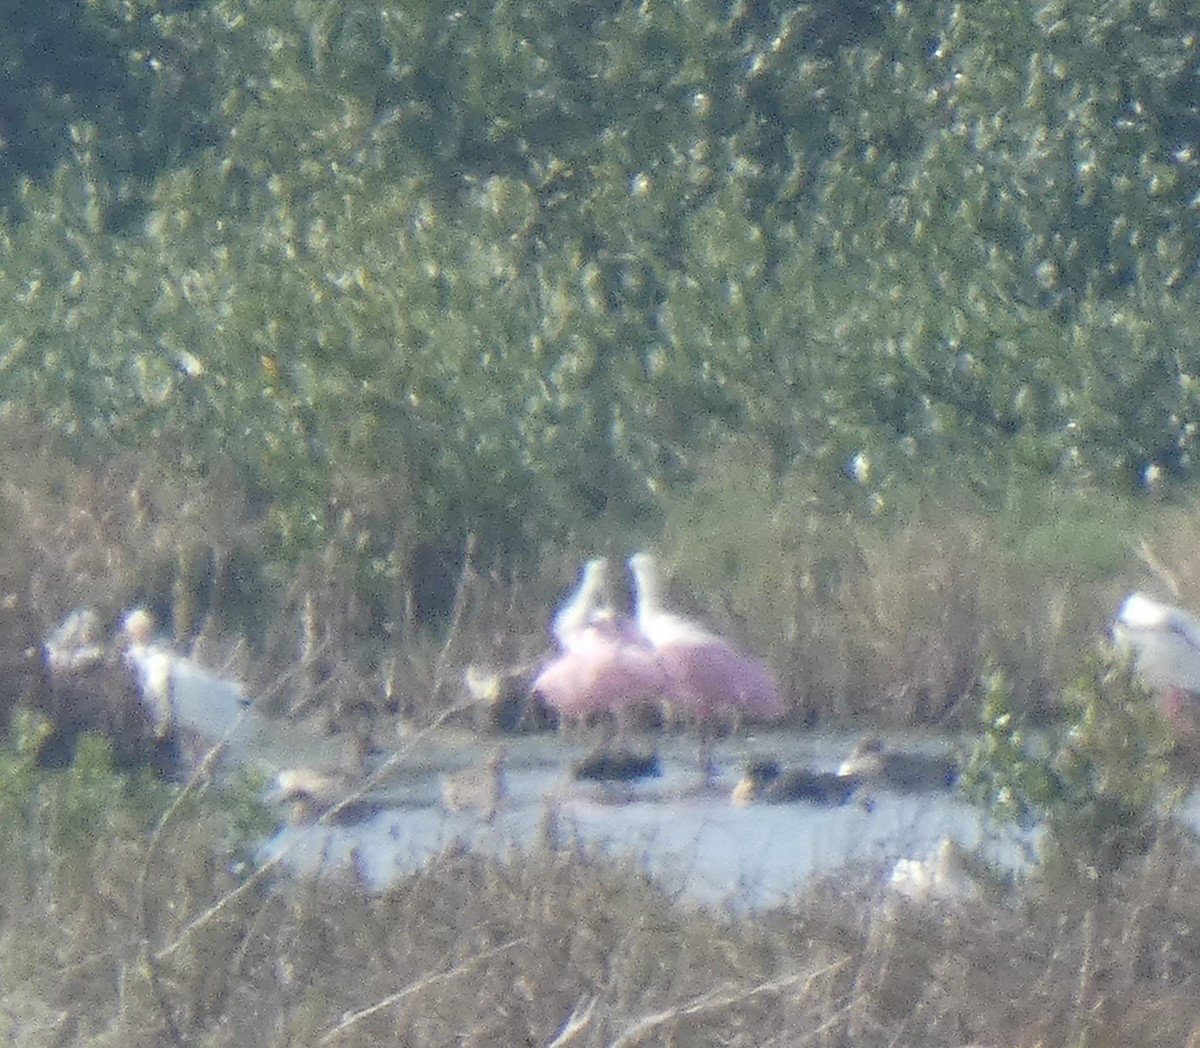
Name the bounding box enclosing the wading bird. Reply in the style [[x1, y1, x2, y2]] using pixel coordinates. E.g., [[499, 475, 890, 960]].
[[532, 559, 667, 734], [551, 557, 609, 649], [118, 607, 174, 740], [627, 552, 783, 781], [1112, 591, 1200, 735], [731, 759, 860, 806]]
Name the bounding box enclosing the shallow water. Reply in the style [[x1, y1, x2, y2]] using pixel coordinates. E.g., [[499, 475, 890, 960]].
[[170, 658, 1034, 909]]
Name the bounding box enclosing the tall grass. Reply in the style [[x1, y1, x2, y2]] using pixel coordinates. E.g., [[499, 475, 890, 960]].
[[0, 424, 1194, 741], [4, 435, 1200, 1043], [3, 727, 1200, 1046]]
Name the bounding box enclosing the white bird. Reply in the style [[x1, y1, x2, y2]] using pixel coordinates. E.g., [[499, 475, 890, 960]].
[[889, 838, 981, 904], [117, 607, 175, 740], [1112, 592, 1200, 731], [43, 608, 105, 675]]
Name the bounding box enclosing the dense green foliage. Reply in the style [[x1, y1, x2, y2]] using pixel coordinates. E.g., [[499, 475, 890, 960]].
[[963, 654, 1178, 889], [2, 0, 1198, 566]]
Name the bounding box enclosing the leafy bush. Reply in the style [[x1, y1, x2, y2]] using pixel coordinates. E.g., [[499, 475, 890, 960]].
[[963, 654, 1176, 892], [1, 0, 1198, 579]]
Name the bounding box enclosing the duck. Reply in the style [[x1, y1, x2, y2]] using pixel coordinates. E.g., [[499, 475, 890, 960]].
[[731, 759, 861, 806], [837, 736, 958, 792], [571, 747, 661, 783]]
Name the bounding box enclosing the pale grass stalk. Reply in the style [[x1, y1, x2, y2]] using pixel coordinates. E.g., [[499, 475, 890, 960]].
[[430, 532, 477, 707], [1136, 539, 1182, 599], [317, 936, 526, 1044], [543, 996, 598, 1047], [146, 596, 478, 969], [607, 961, 849, 1048], [148, 702, 467, 965]]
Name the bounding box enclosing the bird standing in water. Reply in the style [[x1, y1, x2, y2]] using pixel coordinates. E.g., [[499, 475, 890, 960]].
[[627, 552, 783, 782], [533, 559, 667, 735]]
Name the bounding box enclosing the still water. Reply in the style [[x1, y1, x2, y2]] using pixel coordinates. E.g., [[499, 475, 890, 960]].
[[172, 661, 1034, 910]]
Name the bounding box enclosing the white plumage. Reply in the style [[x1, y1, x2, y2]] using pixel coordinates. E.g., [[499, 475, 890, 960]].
[[1111, 592, 1200, 694]]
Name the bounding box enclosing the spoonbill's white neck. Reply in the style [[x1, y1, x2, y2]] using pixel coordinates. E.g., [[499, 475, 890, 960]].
[[627, 552, 664, 626], [553, 558, 610, 645], [628, 552, 714, 645]]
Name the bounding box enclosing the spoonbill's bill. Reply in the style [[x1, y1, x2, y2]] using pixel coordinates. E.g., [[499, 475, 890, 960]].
[[627, 552, 783, 779], [836, 736, 958, 792], [532, 559, 667, 731], [1112, 592, 1200, 733], [730, 759, 860, 806]]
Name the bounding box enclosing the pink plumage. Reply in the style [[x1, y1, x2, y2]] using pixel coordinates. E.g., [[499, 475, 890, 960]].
[[628, 552, 783, 722], [533, 614, 667, 722], [533, 559, 667, 725]]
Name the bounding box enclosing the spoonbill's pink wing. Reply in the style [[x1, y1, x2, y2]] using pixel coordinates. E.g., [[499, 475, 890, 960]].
[[655, 639, 783, 721], [532, 626, 666, 719]]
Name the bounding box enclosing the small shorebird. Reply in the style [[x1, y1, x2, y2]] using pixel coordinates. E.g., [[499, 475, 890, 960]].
[[440, 747, 506, 821], [731, 759, 860, 806], [271, 768, 382, 826]]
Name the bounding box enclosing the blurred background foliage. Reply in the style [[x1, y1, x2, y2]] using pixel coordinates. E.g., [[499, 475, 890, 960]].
[[1, 0, 1198, 596]]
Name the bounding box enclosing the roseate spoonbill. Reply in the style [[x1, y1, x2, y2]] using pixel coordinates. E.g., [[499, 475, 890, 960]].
[[1111, 592, 1200, 737], [440, 747, 506, 820], [271, 768, 382, 826], [572, 747, 661, 783], [731, 759, 860, 806], [836, 736, 958, 792], [532, 560, 668, 732], [627, 552, 783, 779]]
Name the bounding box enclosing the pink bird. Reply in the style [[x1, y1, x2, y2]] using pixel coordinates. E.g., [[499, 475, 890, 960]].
[[532, 559, 667, 733], [628, 552, 783, 780]]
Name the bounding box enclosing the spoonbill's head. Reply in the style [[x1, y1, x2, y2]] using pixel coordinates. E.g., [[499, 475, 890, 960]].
[[627, 552, 664, 611], [118, 607, 155, 646], [1111, 592, 1200, 694], [627, 551, 657, 580]]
